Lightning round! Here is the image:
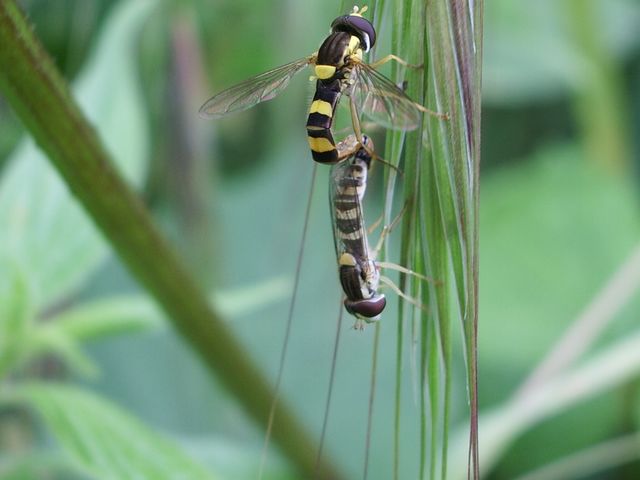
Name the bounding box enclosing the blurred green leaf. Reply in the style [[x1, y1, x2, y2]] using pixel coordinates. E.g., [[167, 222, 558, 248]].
[[0, 451, 78, 480], [514, 432, 640, 480], [18, 382, 216, 480], [0, 0, 153, 309], [469, 329, 640, 478], [0, 262, 32, 377], [180, 436, 296, 480], [47, 274, 291, 344], [483, 0, 640, 105], [444, 142, 640, 478], [479, 144, 640, 378], [51, 295, 163, 342], [0, 261, 96, 377], [25, 325, 98, 378]]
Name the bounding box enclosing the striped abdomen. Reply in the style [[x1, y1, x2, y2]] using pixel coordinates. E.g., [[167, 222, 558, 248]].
[[306, 80, 342, 164], [329, 138, 386, 320], [333, 163, 368, 258]]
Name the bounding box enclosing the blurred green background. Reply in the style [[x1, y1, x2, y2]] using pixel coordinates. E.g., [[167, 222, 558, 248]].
[[1, 0, 640, 479]]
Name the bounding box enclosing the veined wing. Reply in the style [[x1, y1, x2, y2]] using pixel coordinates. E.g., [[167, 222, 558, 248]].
[[352, 62, 422, 130], [329, 155, 369, 263], [199, 56, 314, 119]]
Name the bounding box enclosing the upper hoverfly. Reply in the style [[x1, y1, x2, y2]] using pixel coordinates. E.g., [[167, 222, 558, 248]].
[[199, 5, 441, 164]]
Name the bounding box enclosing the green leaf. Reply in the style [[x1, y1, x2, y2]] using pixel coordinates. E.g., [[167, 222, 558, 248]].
[[51, 296, 163, 342], [46, 274, 291, 343], [17, 382, 216, 480], [446, 143, 640, 478], [0, 451, 78, 480], [483, 0, 640, 105], [25, 326, 98, 378], [0, 261, 33, 377], [0, 261, 96, 377], [0, 0, 153, 308]]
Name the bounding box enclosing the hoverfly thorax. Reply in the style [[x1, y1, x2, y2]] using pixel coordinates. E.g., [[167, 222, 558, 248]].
[[315, 32, 351, 80]]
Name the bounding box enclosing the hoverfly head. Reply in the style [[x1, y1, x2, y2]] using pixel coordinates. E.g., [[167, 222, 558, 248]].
[[344, 294, 386, 322], [330, 6, 376, 52]]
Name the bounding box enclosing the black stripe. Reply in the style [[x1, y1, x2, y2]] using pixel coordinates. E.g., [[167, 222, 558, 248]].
[[307, 128, 334, 140], [307, 112, 332, 129], [311, 149, 338, 164], [313, 82, 342, 103], [336, 218, 361, 235], [339, 265, 364, 300], [306, 81, 341, 129], [337, 177, 363, 188], [334, 199, 358, 212]]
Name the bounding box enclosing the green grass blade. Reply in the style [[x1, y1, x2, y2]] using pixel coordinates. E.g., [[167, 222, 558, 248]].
[[360, 0, 483, 477], [422, 1, 483, 477]]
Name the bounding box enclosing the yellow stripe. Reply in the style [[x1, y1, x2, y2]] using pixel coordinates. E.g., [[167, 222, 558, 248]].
[[339, 230, 363, 241], [315, 64, 336, 79], [309, 100, 333, 117], [339, 253, 357, 267], [307, 136, 335, 153], [348, 35, 359, 53], [335, 208, 359, 220]]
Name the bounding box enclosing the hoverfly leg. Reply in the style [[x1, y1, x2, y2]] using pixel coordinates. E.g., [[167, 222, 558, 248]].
[[414, 102, 450, 120], [378, 275, 430, 314], [377, 262, 439, 285], [351, 318, 366, 331], [367, 214, 384, 236], [368, 54, 422, 70], [371, 199, 409, 255]]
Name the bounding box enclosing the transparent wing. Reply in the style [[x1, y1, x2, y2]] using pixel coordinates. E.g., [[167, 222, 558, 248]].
[[199, 56, 314, 119], [352, 63, 422, 130], [329, 158, 369, 262]]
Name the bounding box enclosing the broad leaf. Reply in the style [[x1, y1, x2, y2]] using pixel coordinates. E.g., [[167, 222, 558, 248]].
[[0, 262, 33, 376], [18, 382, 216, 480]]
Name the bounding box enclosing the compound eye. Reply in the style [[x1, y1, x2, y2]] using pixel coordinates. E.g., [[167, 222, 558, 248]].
[[347, 16, 376, 50], [330, 15, 377, 52]]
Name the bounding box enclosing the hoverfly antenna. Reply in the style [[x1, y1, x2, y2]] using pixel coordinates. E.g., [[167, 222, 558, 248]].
[[351, 5, 369, 16]]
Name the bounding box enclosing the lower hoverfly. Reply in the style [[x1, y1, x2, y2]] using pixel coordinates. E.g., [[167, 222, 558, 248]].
[[330, 135, 435, 325], [199, 5, 442, 164]]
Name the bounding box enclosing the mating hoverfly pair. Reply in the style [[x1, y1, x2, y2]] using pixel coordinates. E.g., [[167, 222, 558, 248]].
[[200, 6, 438, 323]]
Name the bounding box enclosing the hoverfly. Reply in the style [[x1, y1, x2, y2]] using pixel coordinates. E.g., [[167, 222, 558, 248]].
[[199, 5, 442, 164], [330, 134, 436, 325]]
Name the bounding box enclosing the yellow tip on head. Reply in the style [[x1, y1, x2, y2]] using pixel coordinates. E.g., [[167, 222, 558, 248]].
[[315, 64, 337, 80]]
